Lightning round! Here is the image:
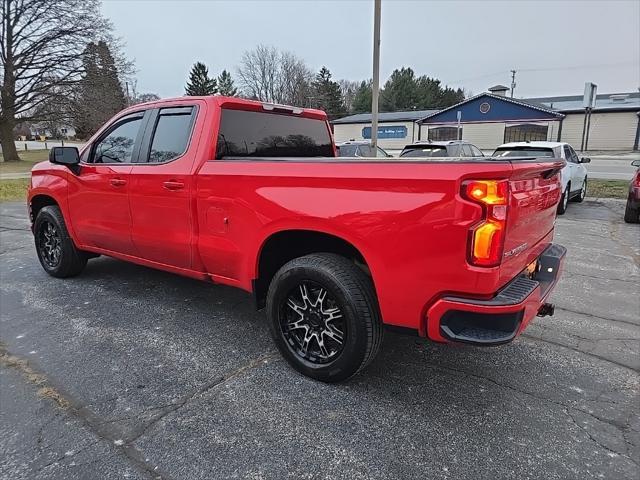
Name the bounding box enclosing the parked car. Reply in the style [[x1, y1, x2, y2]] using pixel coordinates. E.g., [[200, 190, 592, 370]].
[[624, 160, 640, 223], [336, 140, 393, 158], [400, 140, 484, 158], [493, 142, 589, 215], [29, 96, 566, 383]]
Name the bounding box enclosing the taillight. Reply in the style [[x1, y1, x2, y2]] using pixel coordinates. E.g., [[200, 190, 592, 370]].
[[462, 180, 509, 267]]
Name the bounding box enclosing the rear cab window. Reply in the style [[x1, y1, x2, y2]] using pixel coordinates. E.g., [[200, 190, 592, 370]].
[[492, 147, 555, 158], [216, 109, 333, 159], [337, 144, 358, 156], [400, 146, 448, 158]]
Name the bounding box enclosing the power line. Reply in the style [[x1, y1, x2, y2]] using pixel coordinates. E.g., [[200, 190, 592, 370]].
[[445, 61, 637, 86], [519, 61, 637, 73]]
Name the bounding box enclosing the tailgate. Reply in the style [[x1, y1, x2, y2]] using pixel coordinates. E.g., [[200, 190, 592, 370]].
[[499, 159, 564, 286]]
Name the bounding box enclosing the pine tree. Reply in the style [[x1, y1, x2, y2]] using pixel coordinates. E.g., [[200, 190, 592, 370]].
[[379, 68, 465, 111], [352, 80, 373, 113], [185, 62, 217, 96], [217, 70, 237, 96], [380, 67, 419, 112], [311, 67, 345, 118], [73, 41, 127, 138]]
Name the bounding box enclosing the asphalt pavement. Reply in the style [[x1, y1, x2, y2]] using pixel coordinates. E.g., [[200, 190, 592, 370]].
[[1, 198, 639, 479]]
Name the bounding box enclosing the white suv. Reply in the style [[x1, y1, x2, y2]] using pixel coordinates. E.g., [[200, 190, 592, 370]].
[[493, 141, 590, 214]]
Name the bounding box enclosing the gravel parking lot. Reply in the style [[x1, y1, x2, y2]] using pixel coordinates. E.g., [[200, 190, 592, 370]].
[[1, 199, 638, 480]]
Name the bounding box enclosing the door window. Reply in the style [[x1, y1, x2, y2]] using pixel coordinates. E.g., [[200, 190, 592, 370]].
[[147, 107, 195, 163], [567, 146, 580, 163], [377, 147, 389, 157], [470, 145, 483, 157], [563, 145, 576, 163], [462, 144, 473, 156], [91, 116, 143, 164]]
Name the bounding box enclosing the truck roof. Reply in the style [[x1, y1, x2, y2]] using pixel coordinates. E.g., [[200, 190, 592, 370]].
[[403, 140, 468, 148], [122, 95, 328, 121]]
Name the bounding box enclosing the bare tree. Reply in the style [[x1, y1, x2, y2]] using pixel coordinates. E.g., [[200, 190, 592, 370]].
[[133, 93, 161, 105], [338, 79, 359, 114], [236, 45, 313, 106], [0, 0, 111, 161]]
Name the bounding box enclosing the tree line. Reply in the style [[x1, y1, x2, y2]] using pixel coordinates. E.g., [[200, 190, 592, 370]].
[[184, 46, 465, 120], [1, 0, 464, 162]]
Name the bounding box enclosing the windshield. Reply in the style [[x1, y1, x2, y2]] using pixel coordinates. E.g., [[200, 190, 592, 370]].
[[493, 147, 555, 158], [400, 147, 448, 157]]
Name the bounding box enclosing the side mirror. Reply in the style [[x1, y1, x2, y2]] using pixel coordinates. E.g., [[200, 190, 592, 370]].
[[632, 160, 640, 167], [49, 147, 80, 172], [580, 157, 591, 163]]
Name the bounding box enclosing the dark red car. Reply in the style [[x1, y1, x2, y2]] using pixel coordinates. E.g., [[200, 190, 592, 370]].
[[28, 96, 566, 382], [624, 160, 640, 223]]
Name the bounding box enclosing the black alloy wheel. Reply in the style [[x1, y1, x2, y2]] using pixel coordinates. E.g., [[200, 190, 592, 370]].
[[279, 281, 346, 364], [266, 253, 383, 383], [37, 221, 62, 268]]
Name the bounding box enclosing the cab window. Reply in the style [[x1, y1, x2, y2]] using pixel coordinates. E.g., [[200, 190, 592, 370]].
[[147, 107, 195, 163], [91, 115, 144, 164]]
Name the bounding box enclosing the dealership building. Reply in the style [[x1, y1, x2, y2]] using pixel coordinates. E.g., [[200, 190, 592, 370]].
[[332, 86, 640, 152]]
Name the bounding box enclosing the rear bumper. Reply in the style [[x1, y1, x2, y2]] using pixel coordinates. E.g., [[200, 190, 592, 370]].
[[426, 243, 566, 346]]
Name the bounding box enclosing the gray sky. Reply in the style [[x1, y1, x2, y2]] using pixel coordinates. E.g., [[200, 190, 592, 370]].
[[102, 0, 640, 100]]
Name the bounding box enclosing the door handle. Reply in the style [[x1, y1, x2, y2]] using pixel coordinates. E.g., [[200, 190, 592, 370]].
[[110, 178, 127, 187], [163, 180, 185, 191]]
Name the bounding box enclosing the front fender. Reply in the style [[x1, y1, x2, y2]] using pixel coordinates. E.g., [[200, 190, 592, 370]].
[[28, 166, 78, 244]]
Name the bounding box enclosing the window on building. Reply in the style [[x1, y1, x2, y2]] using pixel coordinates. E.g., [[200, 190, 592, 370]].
[[504, 123, 548, 143], [428, 126, 460, 141]]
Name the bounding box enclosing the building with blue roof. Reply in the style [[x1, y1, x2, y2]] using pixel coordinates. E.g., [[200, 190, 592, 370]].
[[332, 85, 639, 152]]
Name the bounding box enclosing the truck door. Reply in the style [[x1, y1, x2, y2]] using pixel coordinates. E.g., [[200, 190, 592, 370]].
[[128, 106, 198, 269], [563, 145, 583, 193], [567, 145, 585, 191], [67, 112, 146, 254]]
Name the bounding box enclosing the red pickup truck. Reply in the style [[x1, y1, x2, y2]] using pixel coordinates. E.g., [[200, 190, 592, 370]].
[[28, 96, 566, 382]]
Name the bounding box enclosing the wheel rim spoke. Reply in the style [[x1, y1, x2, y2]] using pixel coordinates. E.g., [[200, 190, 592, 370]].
[[322, 327, 343, 345], [38, 221, 62, 268], [279, 281, 346, 364]]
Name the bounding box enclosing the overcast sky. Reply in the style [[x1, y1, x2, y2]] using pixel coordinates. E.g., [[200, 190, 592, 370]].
[[102, 0, 640, 100]]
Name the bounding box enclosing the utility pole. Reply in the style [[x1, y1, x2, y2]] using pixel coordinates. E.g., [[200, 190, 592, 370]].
[[370, 0, 381, 157], [510, 70, 516, 98], [125, 81, 131, 106]]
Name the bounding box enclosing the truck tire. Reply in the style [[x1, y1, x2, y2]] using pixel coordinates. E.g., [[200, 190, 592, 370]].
[[573, 177, 587, 203], [266, 253, 383, 383], [557, 183, 569, 215], [624, 203, 640, 223], [34, 206, 87, 278]]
